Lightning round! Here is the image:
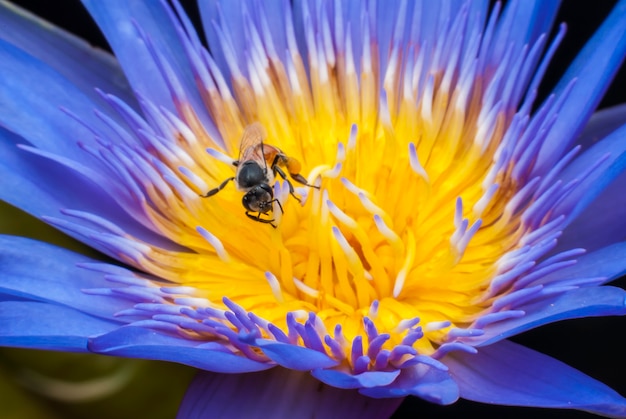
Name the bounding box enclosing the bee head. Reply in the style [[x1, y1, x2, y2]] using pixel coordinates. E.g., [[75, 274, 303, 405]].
[[242, 183, 274, 213]]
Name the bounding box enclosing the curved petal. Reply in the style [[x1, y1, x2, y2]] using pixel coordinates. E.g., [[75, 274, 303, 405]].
[[553, 122, 626, 226], [541, 242, 626, 285], [0, 301, 119, 352], [198, 0, 248, 82], [80, 0, 218, 139], [577, 104, 626, 151], [311, 368, 400, 389], [0, 235, 131, 320], [177, 368, 402, 419], [0, 129, 182, 253], [254, 339, 338, 370], [534, 0, 626, 175], [89, 326, 270, 373], [554, 168, 626, 253], [487, 0, 560, 69], [0, 38, 120, 160], [469, 286, 626, 346], [445, 340, 626, 417], [0, 1, 136, 109], [359, 364, 459, 405]]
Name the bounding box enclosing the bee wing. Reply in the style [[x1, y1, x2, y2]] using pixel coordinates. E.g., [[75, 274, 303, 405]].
[[238, 122, 267, 162]]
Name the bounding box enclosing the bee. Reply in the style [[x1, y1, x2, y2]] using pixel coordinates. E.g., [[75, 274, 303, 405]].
[[201, 123, 318, 227]]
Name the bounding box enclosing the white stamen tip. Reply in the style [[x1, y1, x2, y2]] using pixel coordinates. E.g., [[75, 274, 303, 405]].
[[473, 184, 499, 217], [348, 124, 358, 150], [161, 286, 197, 295], [326, 162, 342, 178], [393, 270, 407, 298], [196, 226, 229, 262], [368, 300, 379, 318], [327, 200, 357, 228], [179, 166, 209, 193], [425, 321, 452, 332], [173, 297, 212, 307], [293, 277, 320, 299], [374, 214, 401, 244], [264, 271, 284, 303], [408, 143, 430, 181], [395, 317, 421, 333], [358, 192, 385, 216], [336, 142, 346, 163], [206, 147, 235, 165]]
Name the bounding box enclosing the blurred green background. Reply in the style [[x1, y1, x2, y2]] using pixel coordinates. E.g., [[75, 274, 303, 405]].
[[0, 202, 196, 419]]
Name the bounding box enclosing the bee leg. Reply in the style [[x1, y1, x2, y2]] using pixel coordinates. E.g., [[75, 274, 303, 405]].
[[245, 211, 277, 228], [289, 172, 320, 189], [271, 198, 284, 214], [200, 177, 235, 198], [273, 166, 302, 202]]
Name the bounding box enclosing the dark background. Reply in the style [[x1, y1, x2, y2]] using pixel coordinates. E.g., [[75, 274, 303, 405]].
[[4, 1, 626, 418]]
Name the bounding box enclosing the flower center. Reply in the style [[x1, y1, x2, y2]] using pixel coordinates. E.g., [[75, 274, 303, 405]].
[[92, 4, 568, 363], [143, 63, 524, 358]]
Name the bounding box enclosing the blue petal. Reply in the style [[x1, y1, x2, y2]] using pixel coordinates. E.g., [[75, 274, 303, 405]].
[[0, 235, 132, 320], [554, 168, 626, 253], [445, 340, 626, 417], [0, 301, 119, 352], [534, 0, 626, 175], [178, 368, 403, 419], [471, 286, 626, 346], [553, 123, 626, 227], [199, 0, 292, 80], [0, 1, 136, 109], [0, 40, 127, 164], [542, 242, 626, 285], [359, 364, 459, 405], [198, 0, 247, 81], [577, 104, 626, 151], [0, 128, 184, 255], [311, 368, 400, 389], [81, 0, 218, 139], [254, 339, 338, 370], [488, 0, 560, 66], [90, 326, 270, 373]]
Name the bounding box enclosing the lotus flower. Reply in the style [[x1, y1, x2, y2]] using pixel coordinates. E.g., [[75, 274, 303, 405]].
[[1, 0, 626, 417]]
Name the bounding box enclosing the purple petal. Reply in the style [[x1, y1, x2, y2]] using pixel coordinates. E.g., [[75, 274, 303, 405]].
[[90, 326, 270, 373], [0, 235, 132, 320], [542, 242, 626, 285], [0, 129, 182, 255], [0, 301, 119, 351], [81, 0, 217, 138], [470, 286, 626, 346], [577, 104, 626, 151], [177, 367, 402, 419], [0, 39, 120, 160], [554, 168, 626, 253], [553, 123, 626, 227], [311, 368, 400, 389], [198, 0, 247, 81], [359, 364, 459, 405], [445, 340, 626, 417], [254, 339, 338, 370], [534, 0, 626, 175], [488, 0, 560, 66], [0, 1, 136, 109]]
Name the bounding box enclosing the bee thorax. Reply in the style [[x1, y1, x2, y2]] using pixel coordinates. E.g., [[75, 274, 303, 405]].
[[237, 161, 269, 189]]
